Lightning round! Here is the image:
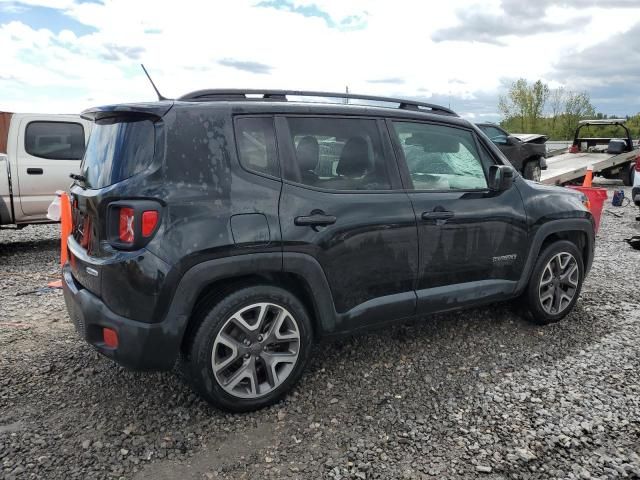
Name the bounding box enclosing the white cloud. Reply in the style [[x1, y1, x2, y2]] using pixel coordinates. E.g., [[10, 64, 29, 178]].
[[0, 0, 639, 117]]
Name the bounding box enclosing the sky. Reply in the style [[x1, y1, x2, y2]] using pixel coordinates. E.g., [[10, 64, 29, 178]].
[[1, 0, 640, 122]]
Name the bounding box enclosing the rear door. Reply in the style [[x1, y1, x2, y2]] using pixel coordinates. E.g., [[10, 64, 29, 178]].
[[277, 115, 418, 333], [388, 119, 528, 314], [17, 117, 88, 217]]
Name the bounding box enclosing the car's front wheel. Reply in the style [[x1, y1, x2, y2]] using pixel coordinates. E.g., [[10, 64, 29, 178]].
[[524, 240, 584, 324], [185, 285, 313, 412]]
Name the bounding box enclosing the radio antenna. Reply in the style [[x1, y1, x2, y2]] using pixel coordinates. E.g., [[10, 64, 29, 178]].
[[140, 64, 168, 101]]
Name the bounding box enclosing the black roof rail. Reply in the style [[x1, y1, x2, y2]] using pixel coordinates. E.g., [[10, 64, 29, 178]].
[[177, 89, 458, 116]]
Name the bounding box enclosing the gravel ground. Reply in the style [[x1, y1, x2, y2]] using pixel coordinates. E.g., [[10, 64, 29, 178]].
[[1, 183, 640, 480]]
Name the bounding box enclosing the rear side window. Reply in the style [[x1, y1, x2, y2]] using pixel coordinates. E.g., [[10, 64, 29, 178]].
[[25, 121, 85, 160], [235, 117, 279, 177], [284, 117, 391, 191], [393, 122, 488, 191], [81, 117, 155, 189]]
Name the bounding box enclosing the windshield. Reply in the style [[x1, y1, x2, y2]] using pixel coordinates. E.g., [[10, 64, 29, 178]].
[[81, 117, 155, 189]]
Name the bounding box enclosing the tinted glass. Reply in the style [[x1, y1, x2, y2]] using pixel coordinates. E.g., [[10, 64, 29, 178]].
[[25, 121, 85, 160], [393, 122, 488, 190], [235, 117, 279, 177], [285, 117, 391, 191], [81, 117, 155, 189]]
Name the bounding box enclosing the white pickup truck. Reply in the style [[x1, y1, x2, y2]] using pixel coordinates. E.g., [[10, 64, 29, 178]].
[[0, 112, 91, 228]]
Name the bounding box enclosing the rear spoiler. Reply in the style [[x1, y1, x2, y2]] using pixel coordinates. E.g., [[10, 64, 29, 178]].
[[81, 101, 174, 122]]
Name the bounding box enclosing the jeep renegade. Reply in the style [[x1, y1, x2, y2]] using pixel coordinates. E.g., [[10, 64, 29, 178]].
[[63, 90, 595, 412]]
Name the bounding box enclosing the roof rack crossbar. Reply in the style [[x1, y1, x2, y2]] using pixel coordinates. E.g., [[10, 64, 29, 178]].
[[177, 89, 457, 116]]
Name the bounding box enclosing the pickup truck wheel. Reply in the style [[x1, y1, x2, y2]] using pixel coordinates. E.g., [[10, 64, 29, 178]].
[[524, 240, 584, 325], [619, 163, 635, 186], [523, 160, 542, 182], [185, 285, 313, 412]]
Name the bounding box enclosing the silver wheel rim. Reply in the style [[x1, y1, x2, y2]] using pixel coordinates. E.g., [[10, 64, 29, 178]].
[[212, 302, 300, 399], [538, 252, 579, 315], [532, 165, 541, 182]]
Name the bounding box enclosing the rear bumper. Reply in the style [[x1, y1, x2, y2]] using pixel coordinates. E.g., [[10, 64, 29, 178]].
[[62, 264, 180, 371]]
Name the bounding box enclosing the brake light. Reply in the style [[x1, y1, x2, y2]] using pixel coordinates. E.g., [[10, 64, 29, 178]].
[[569, 145, 579, 153], [142, 210, 159, 237], [119, 207, 135, 243], [109, 201, 161, 249], [635, 154, 640, 172]]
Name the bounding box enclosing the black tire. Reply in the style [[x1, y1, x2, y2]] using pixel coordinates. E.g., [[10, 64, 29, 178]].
[[524, 240, 584, 325], [184, 285, 313, 412], [523, 160, 542, 182], [619, 163, 635, 187]]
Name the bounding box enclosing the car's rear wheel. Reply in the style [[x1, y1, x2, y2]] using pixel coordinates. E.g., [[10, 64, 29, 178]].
[[523, 160, 542, 182], [619, 163, 635, 187], [185, 285, 313, 412], [524, 240, 584, 324]]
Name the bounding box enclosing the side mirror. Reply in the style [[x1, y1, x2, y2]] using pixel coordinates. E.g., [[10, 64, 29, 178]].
[[506, 135, 520, 146], [489, 165, 515, 191]]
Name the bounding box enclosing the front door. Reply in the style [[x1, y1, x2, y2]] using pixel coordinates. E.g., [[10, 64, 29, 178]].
[[277, 116, 418, 332], [388, 119, 528, 314]]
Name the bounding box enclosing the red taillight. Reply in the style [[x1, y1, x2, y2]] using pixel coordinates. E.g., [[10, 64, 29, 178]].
[[569, 145, 579, 153], [635, 155, 640, 172], [103, 328, 119, 348], [119, 207, 135, 243], [141, 210, 159, 237], [110, 202, 161, 249]]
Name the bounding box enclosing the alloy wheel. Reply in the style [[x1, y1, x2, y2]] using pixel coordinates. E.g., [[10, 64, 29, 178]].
[[538, 252, 579, 315], [212, 302, 300, 399]]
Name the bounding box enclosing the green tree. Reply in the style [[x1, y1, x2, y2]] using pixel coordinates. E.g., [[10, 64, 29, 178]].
[[548, 87, 565, 135], [498, 78, 549, 132], [561, 91, 596, 139], [529, 80, 550, 131]]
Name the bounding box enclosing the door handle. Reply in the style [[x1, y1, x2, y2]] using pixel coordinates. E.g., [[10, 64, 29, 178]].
[[421, 210, 454, 220], [27, 168, 43, 175], [294, 213, 337, 227]]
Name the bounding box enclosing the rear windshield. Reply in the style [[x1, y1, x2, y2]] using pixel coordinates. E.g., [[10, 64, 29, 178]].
[[81, 117, 155, 189]]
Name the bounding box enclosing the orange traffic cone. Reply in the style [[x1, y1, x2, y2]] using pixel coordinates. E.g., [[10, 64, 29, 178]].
[[59, 192, 72, 266], [582, 165, 593, 188], [47, 192, 72, 289]]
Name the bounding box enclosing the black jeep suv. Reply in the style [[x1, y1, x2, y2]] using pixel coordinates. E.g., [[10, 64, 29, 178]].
[[63, 90, 594, 412]]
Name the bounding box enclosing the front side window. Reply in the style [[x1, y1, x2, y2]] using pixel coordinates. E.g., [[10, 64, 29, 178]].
[[25, 121, 85, 160], [235, 117, 279, 177], [393, 122, 488, 191], [284, 117, 391, 191]]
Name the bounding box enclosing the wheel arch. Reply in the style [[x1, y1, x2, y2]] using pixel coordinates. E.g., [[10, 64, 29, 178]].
[[516, 219, 594, 295], [168, 253, 338, 359]]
